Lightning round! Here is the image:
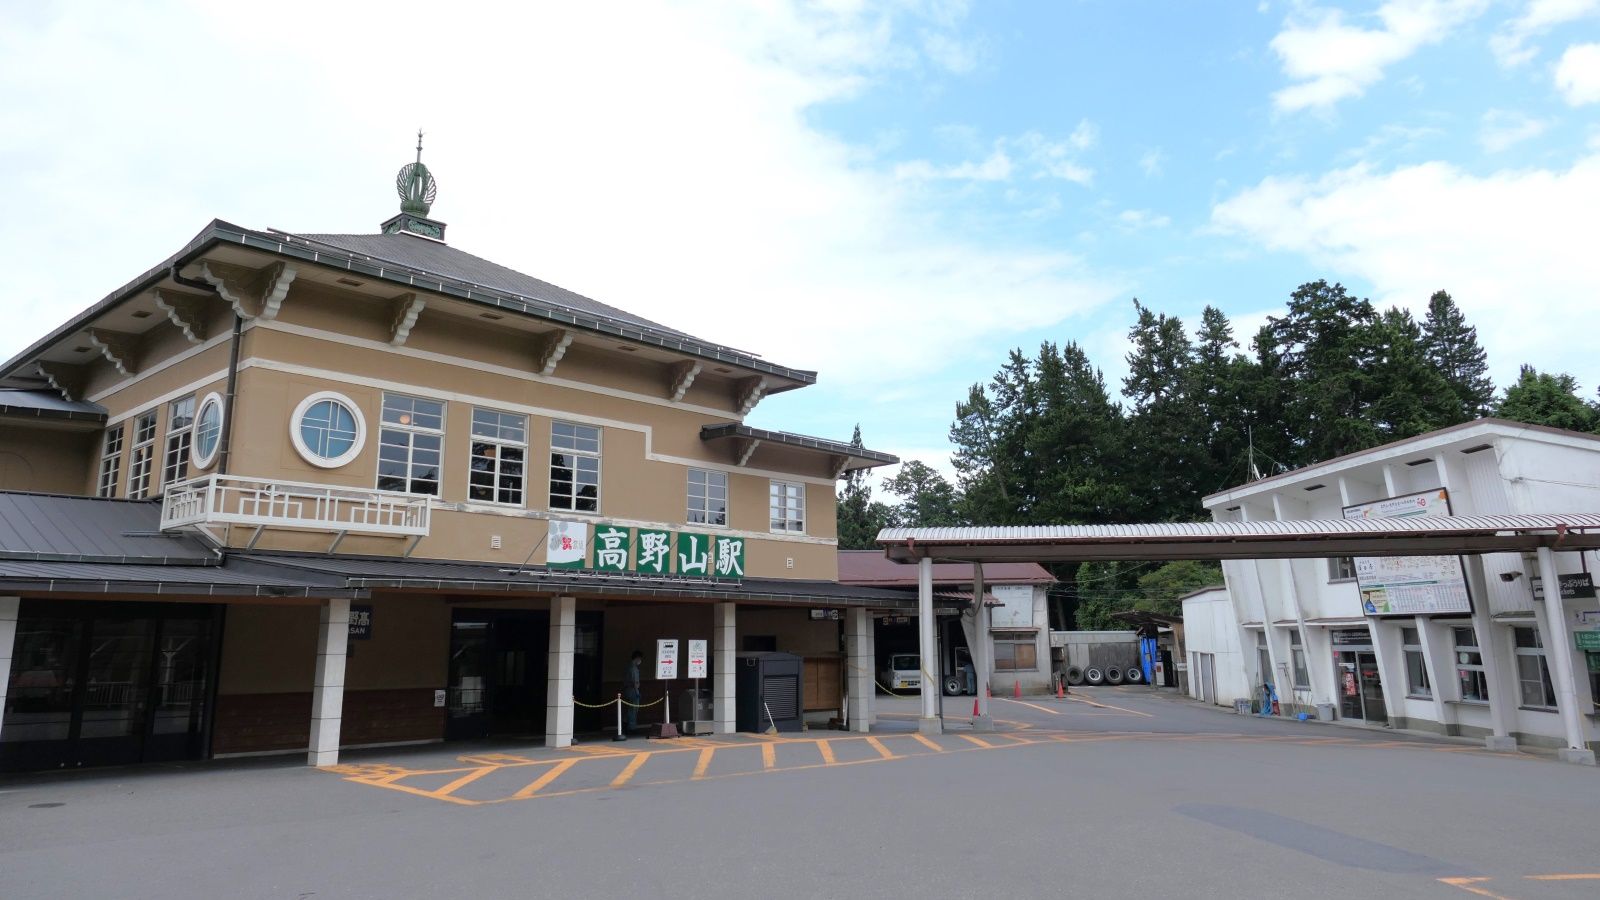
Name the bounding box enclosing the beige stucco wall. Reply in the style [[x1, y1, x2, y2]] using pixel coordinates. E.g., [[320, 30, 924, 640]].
[[0, 422, 97, 494]]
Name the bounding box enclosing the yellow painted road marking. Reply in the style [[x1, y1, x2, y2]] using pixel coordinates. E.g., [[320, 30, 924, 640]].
[[817, 740, 836, 765], [1526, 873, 1600, 881], [1438, 877, 1518, 899], [957, 734, 994, 748], [911, 734, 944, 752], [692, 747, 716, 779], [610, 752, 652, 787], [512, 759, 578, 799], [457, 753, 536, 765], [865, 737, 896, 760], [761, 743, 776, 770], [431, 766, 497, 798], [994, 697, 1060, 716]]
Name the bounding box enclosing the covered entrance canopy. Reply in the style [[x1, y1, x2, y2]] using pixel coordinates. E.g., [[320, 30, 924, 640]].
[[875, 514, 1600, 749]]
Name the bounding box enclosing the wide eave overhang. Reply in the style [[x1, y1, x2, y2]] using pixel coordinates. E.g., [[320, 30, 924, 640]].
[[0, 219, 817, 391], [876, 515, 1600, 563], [700, 424, 898, 473]]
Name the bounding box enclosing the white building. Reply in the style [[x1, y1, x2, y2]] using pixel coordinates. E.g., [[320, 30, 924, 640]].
[[1200, 419, 1600, 763], [1182, 586, 1254, 708]]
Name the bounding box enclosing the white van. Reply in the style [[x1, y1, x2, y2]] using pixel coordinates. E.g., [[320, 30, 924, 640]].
[[881, 653, 921, 691]]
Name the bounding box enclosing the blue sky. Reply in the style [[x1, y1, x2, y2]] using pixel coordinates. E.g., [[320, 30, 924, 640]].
[[3, 1, 1598, 489]]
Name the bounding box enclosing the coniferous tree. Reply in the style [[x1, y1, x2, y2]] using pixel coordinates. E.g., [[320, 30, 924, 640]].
[[881, 460, 962, 528], [1494, 367, 1600, 432], [835, 424, 892, 549], [1122, 300, 1205, 520], [1421, 291, 1494, 418], [1369, 306, 1463, 439], [1261, 281, 1381, 464]]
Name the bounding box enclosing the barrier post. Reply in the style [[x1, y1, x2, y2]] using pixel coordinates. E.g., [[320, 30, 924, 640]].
[[613, 693, 626, 741]]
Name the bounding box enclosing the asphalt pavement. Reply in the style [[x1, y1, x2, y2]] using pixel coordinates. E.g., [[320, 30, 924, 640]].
[[2, 687, 1595, 899]]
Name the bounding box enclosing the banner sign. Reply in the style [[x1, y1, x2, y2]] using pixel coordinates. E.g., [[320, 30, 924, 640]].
[[1574, 630, 1600, 652], [1531, 572, 1597, 601], [676, 532, 713, 577], [713, 536, 745, 579], [593, 525, 632, 572], [687, 639, 707, 678], [635, 528, 672, 574], [656, 638, 679, 680], [1343, 489, 1472, 616], [546, 519, 589, 569]]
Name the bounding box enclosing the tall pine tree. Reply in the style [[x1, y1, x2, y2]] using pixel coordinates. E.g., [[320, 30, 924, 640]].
[[835, 425, 892, 549], [1421, 291, 1494, 418]]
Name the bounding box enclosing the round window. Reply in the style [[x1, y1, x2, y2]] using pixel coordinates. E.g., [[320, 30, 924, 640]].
[[190, 392, 224, 469], [290, 392, 365, 468]]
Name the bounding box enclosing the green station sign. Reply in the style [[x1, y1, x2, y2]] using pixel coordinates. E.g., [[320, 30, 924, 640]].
[[551, 520, 746, 580], [1575, 630, 1600, 652]]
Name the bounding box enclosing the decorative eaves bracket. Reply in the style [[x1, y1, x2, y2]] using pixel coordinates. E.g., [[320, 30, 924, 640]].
[[194, 260, 297, 321], [669, 360, 701, 402], [829, 454, 852, 480], [87, 328, 141, 377], [36, 361, 87, 403], [735, 376, 767, 417], [152, 288, 210, 344], [536, 329, 574, 376], [389, 293, 426, 347], [736, 438, 762, 467]]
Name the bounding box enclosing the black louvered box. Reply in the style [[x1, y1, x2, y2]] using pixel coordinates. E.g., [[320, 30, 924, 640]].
[[735, 652, 804, 733]]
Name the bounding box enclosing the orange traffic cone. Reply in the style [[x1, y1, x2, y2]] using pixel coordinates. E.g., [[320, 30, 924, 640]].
[[972, 697, 980, 716], [1013, 679, 1021, 699], [1056, 679, 1065, 699]]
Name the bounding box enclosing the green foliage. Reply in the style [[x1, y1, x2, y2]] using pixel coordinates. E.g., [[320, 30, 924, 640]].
[[1068, 560, 1223, 629], [835, 424, 892, 550], [1421, 291, 1495, 417], [1494, 367, 1600, 432], [881, 460, 962, 528]]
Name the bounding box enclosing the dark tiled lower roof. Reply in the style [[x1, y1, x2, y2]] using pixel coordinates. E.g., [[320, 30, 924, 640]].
[[0, 390, 107, 421], [0, 493, 217, 564]]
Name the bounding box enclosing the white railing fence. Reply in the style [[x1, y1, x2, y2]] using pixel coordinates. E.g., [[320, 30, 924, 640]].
[[161, 474, 430, 538]]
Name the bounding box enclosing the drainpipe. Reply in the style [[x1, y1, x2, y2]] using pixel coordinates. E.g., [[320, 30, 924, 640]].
[[169, 266, 241, 475]]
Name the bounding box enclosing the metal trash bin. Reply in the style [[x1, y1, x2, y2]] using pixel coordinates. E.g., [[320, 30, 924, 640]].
[[679, 687, 714, 735]]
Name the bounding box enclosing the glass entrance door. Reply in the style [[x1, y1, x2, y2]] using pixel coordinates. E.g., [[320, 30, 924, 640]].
[[444, 610, 551, 740], [1335, 650, 1388, 723], [3, 601, 219, 772]]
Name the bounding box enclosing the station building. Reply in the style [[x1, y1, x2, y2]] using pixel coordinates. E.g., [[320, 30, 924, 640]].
[[1195, 420, 1600, 758], [0, 153, 908, 773]]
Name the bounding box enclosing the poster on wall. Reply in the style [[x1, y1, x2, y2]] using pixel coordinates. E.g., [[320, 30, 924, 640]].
[[989, 585, 1034, 627], [546, 519, 589, 569], [1342, 488, 1472, 616]]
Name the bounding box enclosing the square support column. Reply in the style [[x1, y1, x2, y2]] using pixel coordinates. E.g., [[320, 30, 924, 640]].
[[309, 598, 350, 767], [545, 595, 576, 749], [1535, 548, 1595, 765], [917, 556, 941, 734], [1467, 556, 1516, 749], [971, 562, 993, 732], [0, 597, 19, 747], [846, 608, 875, 733], [713, 603, 736, 734]]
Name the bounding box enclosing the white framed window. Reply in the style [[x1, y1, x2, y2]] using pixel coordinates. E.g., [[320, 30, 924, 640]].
[[97, 426, 124, 498], [1288, 628, 1310, 690], [769, 480, 805, 533], [161, 396, 196, 490], [127, 411, 157, 500], [1328, 557, 1357, 581], [687, 469, 728, 526], [549, 421, 600, 513], [1402, 626, 1431, 698], [1453, 626, 1489, 703], [993, 632, 1038, 671], [292, 391, 365, 469], [469, 409, 527, 506], [1513, 626, 1557, 709], [190, 392, 224, 470], [377, 393, 444, 494]]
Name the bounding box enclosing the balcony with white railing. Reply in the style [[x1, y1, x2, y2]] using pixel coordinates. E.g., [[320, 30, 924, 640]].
[[161, 474, 430, 549]]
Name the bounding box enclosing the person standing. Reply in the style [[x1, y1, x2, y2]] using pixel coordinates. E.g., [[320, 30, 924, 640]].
[[623, 650, 643, 732]]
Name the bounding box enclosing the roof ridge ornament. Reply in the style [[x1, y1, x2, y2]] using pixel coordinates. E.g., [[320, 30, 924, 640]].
[[381, 129, 448, 240]]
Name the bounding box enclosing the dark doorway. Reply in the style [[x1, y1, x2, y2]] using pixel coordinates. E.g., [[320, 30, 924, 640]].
[[2, 600, 221, 772], [445, 608, 604, 740]]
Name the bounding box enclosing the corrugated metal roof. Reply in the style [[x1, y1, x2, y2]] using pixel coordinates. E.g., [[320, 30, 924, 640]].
[[0, 493, 218, 564], [0, 390, 106, 419], [837, 551, 1053, 586], [878, 515, 1600, 562]]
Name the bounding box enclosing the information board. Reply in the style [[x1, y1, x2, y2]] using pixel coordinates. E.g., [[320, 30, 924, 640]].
[[687, 639, 707, 678], [655, 638, 679, 680], [1342, 488, 1471, 616], [989, 585, 1035, 627]]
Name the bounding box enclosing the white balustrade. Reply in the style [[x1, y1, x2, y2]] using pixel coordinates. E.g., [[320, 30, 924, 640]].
[[160, 474, 430, 539]]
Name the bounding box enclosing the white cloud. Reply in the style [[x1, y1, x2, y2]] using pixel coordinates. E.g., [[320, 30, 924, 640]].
[[1491, 0, 1598, 67], [1139, 149, 1164, 177], [1478, 109, 1549, 152], [1269, 1, 1489, 112], [894, 149, 1013, 181], [0, 1, 1127, 400], [894, 125, 1098, 187], [1211, 153, 1600, 389], [1117, 209, 1172, 230], [922, 30, 981, 73], [1555, 42, 1600, 104]]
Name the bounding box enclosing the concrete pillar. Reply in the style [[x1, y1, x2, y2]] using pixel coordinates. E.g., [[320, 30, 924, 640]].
[[1414, 618, 1459, 734], [972, 562, 993, 731], [917, 556, 941, 734], [0, 597, 18, 747], [1535, 548, 1595, 765], [713, 602, 736, 734], [308, 597, 350, 767], [846, 608, 874, 733], [545, 595, 576, 749], [1466, 556, 1516, 749]]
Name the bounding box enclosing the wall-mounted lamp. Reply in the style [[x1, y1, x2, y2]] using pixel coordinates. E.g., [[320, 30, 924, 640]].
[[1497, 571, 1522, 583]]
